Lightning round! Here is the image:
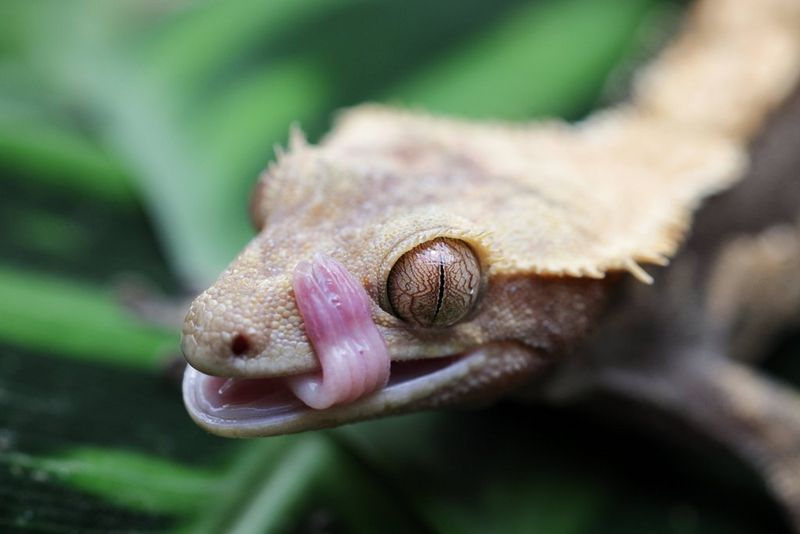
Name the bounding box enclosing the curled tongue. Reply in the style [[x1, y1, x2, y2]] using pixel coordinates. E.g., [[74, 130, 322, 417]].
[[287, 254, 391, 409]]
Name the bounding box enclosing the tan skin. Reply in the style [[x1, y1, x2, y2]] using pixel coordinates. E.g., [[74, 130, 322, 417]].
[[181, 0, 800, 528]]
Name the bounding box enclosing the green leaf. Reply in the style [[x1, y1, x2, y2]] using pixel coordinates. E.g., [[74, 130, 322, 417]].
[[0, 266, 176, 368], [197, 60, 329, 185], [141, 0, 362, 91], [389, 0, 659, 119], [0, 119, 135, 204], [0, 66, 134, 205], [5, 448, 216, 515]]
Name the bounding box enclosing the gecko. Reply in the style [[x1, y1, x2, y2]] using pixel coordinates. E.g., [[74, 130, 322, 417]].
[[181, 0, 800, 527]]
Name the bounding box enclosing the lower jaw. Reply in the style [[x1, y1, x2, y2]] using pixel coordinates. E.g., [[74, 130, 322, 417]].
[[182, 353, 469, 437], [213, 355, 459, 408]]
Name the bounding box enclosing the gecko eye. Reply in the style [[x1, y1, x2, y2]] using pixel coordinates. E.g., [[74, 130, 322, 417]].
[[386, 238, 481, 327]]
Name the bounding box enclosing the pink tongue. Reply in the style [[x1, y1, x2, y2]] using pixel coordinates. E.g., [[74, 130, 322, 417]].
[[287, 254, 391, 409]]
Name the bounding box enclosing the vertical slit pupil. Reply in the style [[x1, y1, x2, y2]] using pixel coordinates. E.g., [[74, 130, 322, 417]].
[[433, 258, 445, 322]]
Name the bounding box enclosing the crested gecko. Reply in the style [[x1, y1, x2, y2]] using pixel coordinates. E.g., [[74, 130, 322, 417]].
[[181, 0, 800, 527]]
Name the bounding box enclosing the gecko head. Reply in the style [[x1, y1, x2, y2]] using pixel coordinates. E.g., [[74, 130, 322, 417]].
[[181, 126, 608, 437]]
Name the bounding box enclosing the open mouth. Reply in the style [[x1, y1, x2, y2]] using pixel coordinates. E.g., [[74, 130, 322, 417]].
[[183, 352, 480, 437], [182, 254, 498, 437]]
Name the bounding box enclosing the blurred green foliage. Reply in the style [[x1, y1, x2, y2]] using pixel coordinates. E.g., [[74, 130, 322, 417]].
[[0, 0, 793, 532]]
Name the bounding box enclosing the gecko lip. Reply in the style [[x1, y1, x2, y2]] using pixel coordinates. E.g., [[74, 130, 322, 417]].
[[182, 350, 481, 438]]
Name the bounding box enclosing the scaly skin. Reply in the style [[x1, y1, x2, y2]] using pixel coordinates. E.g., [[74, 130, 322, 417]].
[[182, 0, 800, 527]]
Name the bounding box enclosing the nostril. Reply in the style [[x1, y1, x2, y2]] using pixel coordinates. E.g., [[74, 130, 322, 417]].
[[230, 333, 251, 356]]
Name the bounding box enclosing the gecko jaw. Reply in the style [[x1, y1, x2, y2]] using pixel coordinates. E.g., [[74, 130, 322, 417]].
[[182, 351, 476, 437], [182, 254, 541, 436]]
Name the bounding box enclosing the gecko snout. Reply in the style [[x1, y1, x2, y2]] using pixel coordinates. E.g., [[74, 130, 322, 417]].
[[179, 279, 275, 377], [180, 263, 324, 378]]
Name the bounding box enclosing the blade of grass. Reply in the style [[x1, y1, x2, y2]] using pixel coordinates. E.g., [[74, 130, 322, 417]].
[[0, 266, 176, 368], [0, 120, 135, 204], [198, 59, 328, 184], [3, 447, 216, 515], [142, 0, 362, 90], [182, 437, 317, 534], [183, 434, 428, 534], [388, 0, 659, 119]]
